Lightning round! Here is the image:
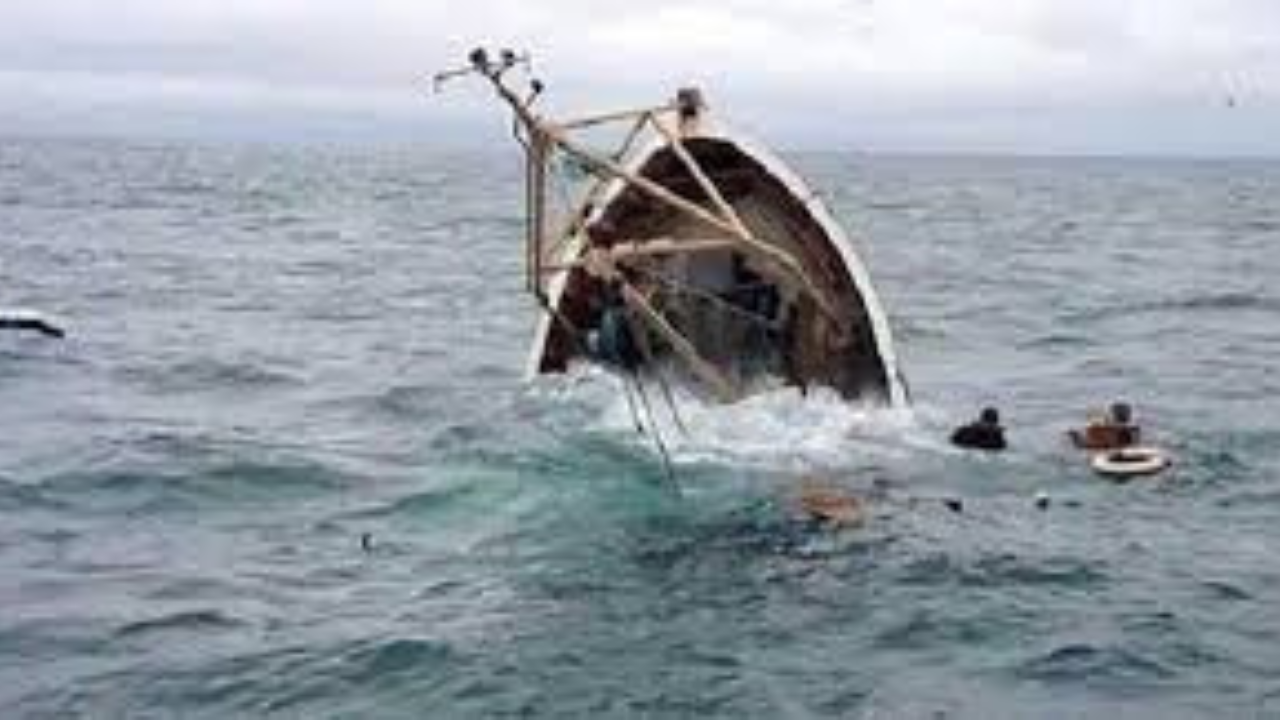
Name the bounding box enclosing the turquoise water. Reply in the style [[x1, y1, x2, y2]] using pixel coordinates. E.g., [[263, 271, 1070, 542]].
[[2, 139, 1280, 717]]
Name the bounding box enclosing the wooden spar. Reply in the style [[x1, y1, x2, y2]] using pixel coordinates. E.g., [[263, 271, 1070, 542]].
[[558, 133, 732, 234], [613, 236, 738, 259], [646, 113, 750, 237], [618, 281, 738, 402], [554, 103, 676, 132], [638, 111, 857, 330], [541, 237, 740, 273], [611, 112, 652, 162], [550, 126, 842, 325], [645, 113, 844, 327], [539, 112, 650, 269], [530, 131, 549, 292], [524, 133, 534, 292]]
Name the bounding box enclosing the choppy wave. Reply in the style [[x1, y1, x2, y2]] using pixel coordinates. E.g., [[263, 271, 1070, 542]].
[[115, 610, 246, 638], [1067, 291, 1280, 323], [29, 454, 354, 516], [120, 357, 305, 394], [1016, 643, 1173, 683]]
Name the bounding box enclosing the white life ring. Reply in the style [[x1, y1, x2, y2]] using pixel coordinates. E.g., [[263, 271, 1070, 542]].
[[1091, 446, 1171, 480]]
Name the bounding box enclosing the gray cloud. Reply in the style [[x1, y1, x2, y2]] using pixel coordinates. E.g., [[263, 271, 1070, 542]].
[[1, 0, 1278, 153]]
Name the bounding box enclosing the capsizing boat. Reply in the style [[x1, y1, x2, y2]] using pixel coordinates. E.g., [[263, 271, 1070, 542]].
[[437, 49, 906, 406]]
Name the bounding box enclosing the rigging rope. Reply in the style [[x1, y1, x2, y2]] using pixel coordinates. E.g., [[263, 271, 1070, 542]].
[[626, 370, 679, 491], [618, 372, 647, 436], [652, 367, 690, 438]]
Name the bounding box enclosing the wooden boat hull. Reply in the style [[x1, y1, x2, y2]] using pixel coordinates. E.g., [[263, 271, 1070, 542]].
[[527, 115, 905, 406]]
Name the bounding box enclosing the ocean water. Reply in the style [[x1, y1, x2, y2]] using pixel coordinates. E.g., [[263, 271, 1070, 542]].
[[2, 138, 1279, 718]]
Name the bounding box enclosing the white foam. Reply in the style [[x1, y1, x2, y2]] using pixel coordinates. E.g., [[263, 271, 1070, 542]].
[[533, 365, 940, 472]]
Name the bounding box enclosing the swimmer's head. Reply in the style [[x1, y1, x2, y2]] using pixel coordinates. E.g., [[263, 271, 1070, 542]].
[[1110, 402, 1132, 424]]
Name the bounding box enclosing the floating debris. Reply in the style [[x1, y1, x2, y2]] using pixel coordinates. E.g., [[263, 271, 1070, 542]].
[[0, 309, 65, 338]]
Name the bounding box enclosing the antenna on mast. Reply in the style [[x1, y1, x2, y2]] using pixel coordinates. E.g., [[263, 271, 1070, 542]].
[[431, 47, 540, 101]]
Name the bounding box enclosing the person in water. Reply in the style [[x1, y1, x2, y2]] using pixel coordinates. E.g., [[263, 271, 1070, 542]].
[[1069, 402, 1141, 451], [950, 407, 1007, 451]]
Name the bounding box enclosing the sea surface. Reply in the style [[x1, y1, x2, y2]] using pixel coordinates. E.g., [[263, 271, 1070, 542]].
[[2, 138, 1279, 718]]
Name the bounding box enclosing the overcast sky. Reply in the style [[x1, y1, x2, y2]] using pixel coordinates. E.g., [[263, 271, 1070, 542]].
[[1, 0, 1278, 154]]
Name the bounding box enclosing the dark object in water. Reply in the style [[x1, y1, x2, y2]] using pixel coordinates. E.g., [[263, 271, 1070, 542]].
[[943, 497, 964, 514], [1035, 492, 1050, 510], [950, 407, 1007, 451], [0, 310, 65, 339], [360, 533, 373, 553]]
